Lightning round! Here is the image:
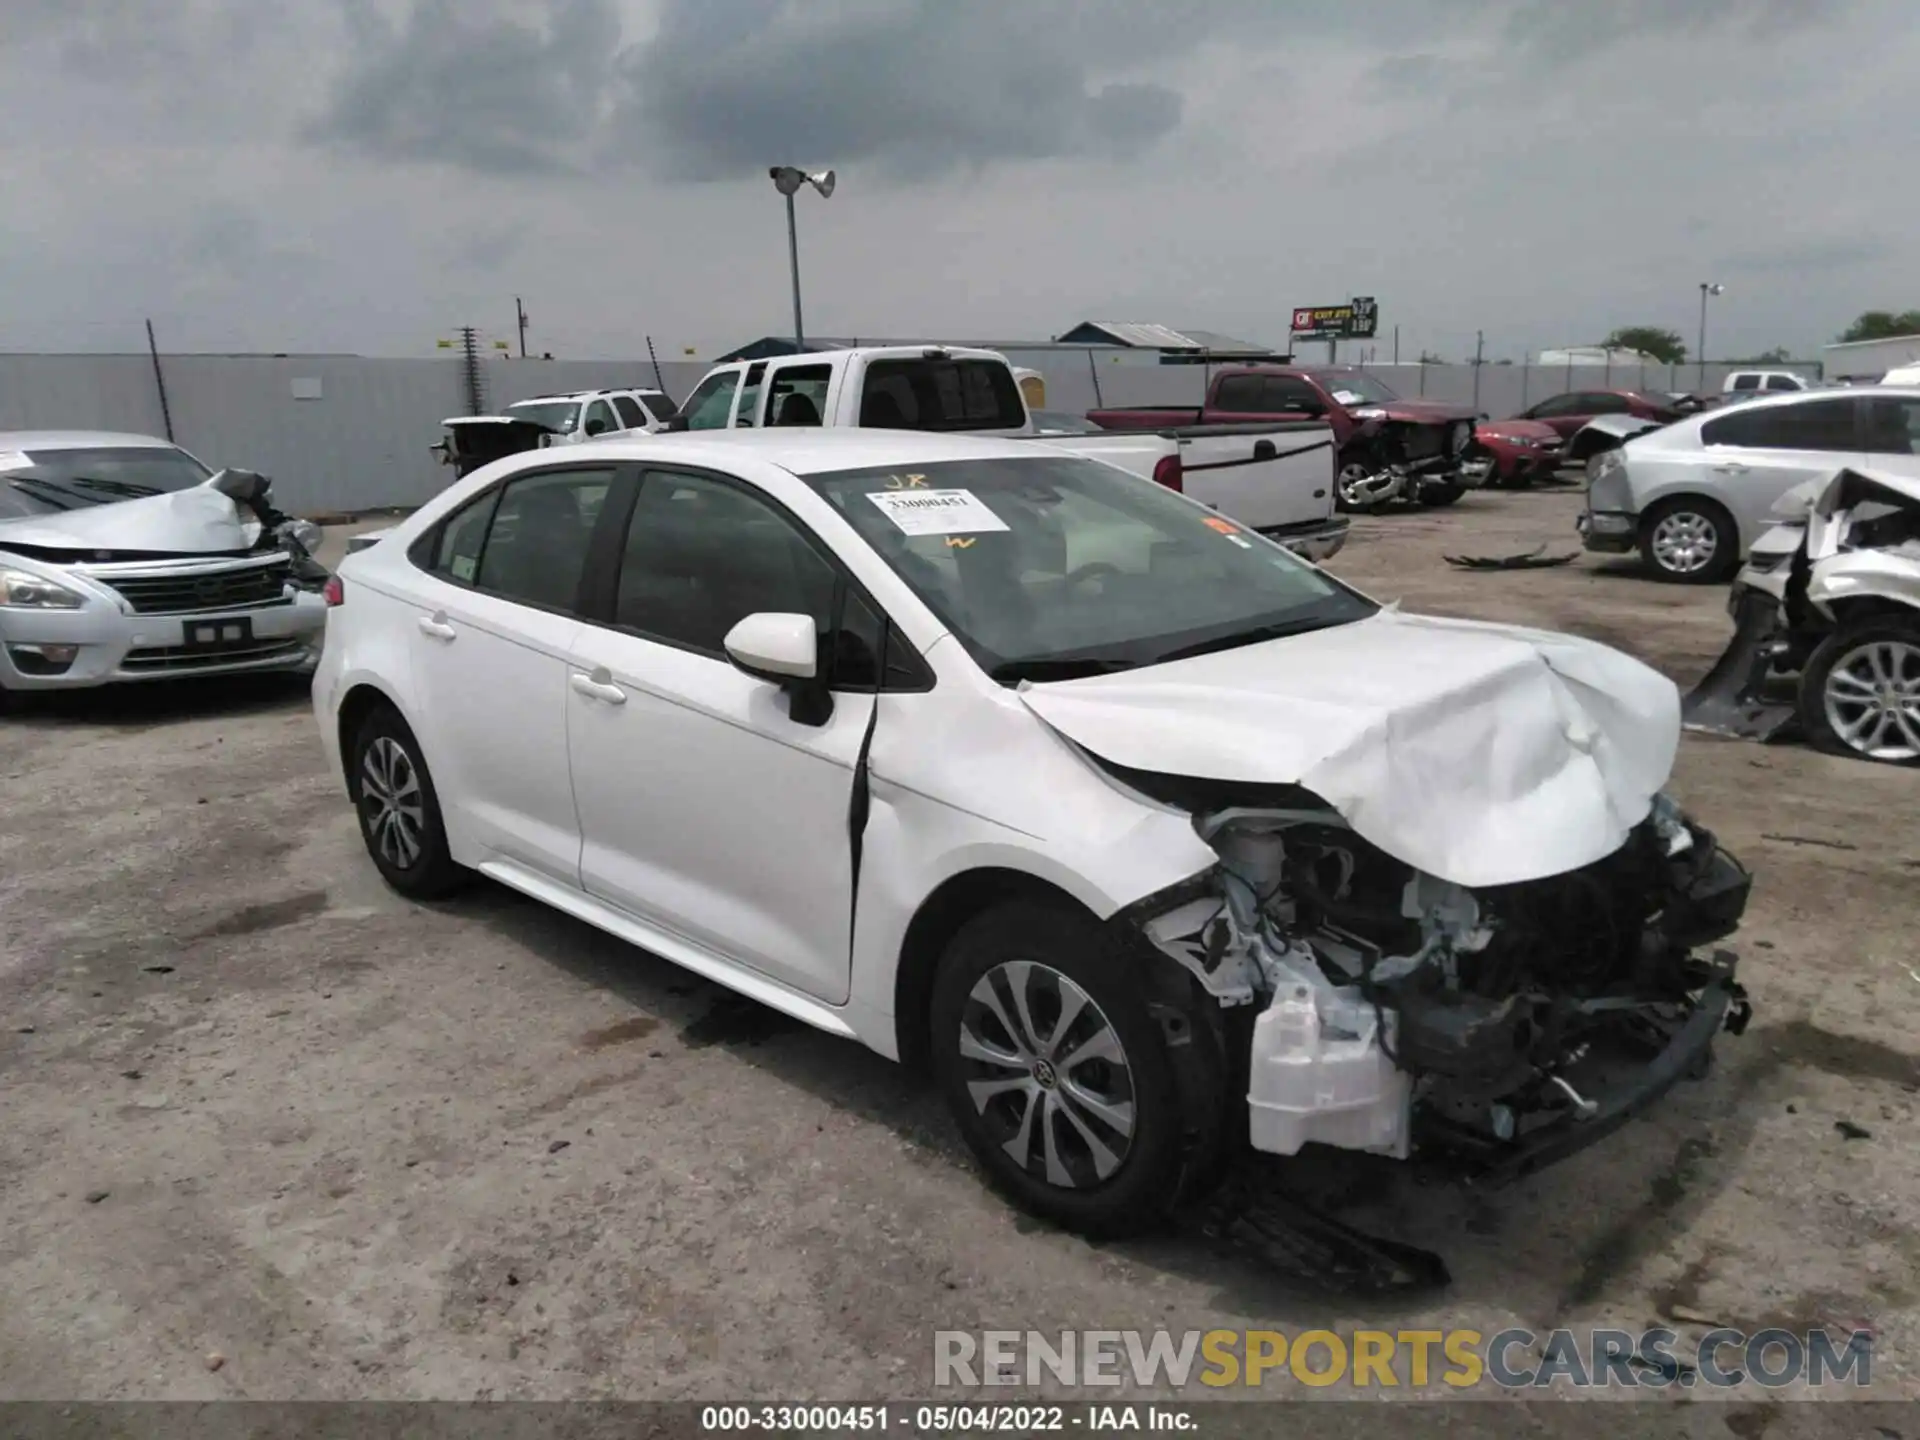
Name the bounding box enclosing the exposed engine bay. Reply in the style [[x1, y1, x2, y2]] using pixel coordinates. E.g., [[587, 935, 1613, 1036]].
[[1123, 787, 1751, 1179], [1336, 419, 1476, 510]]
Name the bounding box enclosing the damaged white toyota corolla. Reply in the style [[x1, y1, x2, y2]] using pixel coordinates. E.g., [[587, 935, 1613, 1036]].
[[314, 430, 1753, 1237]]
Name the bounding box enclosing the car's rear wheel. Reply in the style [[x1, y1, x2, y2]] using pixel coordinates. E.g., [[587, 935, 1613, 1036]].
[[929, 901, 1217, 1238], [1799, 618, 1920, 765], [349, 705, 468, 897], [1640, 496, 1738, 584]]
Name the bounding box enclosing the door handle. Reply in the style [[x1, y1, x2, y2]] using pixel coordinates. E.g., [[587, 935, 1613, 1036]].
[[417, 613, 456, 641], [570, 670, 627, 705]]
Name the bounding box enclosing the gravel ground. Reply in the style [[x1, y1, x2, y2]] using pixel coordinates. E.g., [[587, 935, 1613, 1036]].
[[1, 486, 1916, 1413]]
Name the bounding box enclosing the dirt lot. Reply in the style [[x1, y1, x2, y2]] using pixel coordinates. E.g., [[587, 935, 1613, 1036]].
[[2, 485, 1917, 1409]]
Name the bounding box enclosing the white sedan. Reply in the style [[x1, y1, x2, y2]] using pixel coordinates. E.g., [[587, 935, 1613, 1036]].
[[314, 430, 1752, 1236]]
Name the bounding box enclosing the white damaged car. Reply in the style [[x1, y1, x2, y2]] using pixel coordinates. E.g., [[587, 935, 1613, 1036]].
[[0, 431, 330, 707], [314, 430, 1753, 1236]]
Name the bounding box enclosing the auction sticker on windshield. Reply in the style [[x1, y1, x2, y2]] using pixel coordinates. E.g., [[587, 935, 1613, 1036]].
[[867, 488, 1010, 537]]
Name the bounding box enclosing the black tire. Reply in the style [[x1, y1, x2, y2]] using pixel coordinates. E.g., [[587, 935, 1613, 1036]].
[[348, 704, 469, 898], [1797, 617, 1920, 766], [1638, 496, 1739, 584], [929, 901, 1221, 1238], [1417, 482, 1465, 507], [1503, 469, 1535, 491]]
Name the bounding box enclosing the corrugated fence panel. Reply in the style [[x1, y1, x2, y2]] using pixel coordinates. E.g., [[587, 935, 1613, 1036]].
[[0, 352, 1828, 513]]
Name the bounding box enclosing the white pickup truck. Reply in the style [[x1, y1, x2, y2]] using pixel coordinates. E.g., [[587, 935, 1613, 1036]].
[[667, 345, 1348, 561]]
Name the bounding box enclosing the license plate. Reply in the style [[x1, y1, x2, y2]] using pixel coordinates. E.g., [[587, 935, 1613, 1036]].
[[184, 617, 254, 649]]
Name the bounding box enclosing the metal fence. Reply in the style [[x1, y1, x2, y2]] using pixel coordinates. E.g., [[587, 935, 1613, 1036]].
[[0, 350, 1822, 515]]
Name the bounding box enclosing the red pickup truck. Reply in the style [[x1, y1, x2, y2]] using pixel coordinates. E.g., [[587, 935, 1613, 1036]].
[[1088, 364, 1482, 511]]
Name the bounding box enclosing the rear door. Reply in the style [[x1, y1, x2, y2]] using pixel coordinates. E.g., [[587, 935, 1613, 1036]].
[[1697, 396, 1863, 545], [1526, 392, 1596, 439], [404, 462, 623, 882]]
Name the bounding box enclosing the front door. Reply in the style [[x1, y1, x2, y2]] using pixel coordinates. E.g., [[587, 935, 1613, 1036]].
[[565, 465, 885, 1003], [405, 463, 617, 882]]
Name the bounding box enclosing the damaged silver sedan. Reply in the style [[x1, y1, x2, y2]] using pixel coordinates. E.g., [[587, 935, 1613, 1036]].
[[0, 431, 329, 706], [315, 430, 1752, 1240], [1686, 465, 1920, 763]]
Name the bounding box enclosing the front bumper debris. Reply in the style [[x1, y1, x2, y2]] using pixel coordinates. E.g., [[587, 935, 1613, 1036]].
[[1681, 588, 1799, 741], [1578, 509, 1638, 553]]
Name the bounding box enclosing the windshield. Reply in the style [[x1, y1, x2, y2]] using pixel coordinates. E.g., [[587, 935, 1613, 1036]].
[[803, 455, 1376, 682], [0, 445, 213, 515], [1305, 372, 1399, 406], [505, 400, 580, 433]]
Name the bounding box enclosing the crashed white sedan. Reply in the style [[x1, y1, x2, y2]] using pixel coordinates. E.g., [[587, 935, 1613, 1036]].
[[0, 431, 329, 704], [314, 430, 1752, 1236]]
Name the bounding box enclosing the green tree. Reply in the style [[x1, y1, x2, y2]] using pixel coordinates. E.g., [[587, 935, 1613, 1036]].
[[1601, 327, 1688, 364], [1838, 310, 1920, 343]]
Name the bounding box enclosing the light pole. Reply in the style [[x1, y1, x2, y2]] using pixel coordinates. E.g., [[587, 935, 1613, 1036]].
[[769, 166, 836, 351], [1697, 281, 1725, 391]]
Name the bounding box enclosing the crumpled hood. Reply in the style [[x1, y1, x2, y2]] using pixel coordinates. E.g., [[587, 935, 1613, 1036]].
[[0, 483, 257, 555], [1375, 399, 1478, 424], [1018, 608, 1680, 888]]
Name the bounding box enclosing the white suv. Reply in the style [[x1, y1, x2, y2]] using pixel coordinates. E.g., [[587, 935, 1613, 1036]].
[[504, 388, 674, 442], [314, 429, 1750, 1237], [1581, 387, 1920, 582]]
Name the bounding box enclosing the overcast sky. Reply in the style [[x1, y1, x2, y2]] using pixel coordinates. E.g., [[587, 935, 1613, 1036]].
[[2, 0, 1912, 362]]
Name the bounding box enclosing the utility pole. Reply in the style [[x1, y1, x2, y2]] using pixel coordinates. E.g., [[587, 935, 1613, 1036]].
[[1392, 325, 1400, 366], [515, 298, 529, 359], [1472, 329, 1485, 410]]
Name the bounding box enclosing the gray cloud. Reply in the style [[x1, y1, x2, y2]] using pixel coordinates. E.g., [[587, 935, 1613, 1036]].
[[1502, 0, 1854, 61], [613, 0, 1188, 181], [308, 0, 621, 175]]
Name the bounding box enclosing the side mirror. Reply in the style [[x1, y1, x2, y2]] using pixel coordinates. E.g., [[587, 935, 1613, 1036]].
[[662, 414, 691, 433], [723, 612, 832, 725], [584, 418, 608, 437]]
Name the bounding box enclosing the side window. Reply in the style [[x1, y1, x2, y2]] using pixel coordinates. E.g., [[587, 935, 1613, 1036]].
[[582, 399, 619, 436], [1731, 374, 1761, 391], [679, 372, 740, 430], [427, 490, 500, 584], [1582, 393, 1628, 414], [765, 363, 832, 427], [1863, 398, 1920, 456], [470, 468, 614, 611], [1764, 375, 1799, 391], [1530, 394, 1577, 417], [1211, 374, 1265, 411], [1260, 376, 1324, 412], [612, 470, 922, 689], [638, 393, 674, 425], [1703, 398, 1856, 452], [610, 394, 647, 428]]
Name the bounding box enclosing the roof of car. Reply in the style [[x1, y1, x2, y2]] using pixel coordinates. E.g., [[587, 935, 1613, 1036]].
[[0, 429, 183, 451], [511, 389, 665, 403], [565, 428, 1046, 476]]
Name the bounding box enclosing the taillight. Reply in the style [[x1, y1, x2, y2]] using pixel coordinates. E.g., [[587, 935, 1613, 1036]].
[[1152, 453, 1183, 492], [322, 576, 345, 607]]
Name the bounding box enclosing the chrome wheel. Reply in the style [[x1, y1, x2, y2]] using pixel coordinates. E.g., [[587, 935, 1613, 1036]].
[[958, 960, 1135, 1189], [360, 735, 426, 868], [1822, 638, 1920, 761], [1650, 509, 1719, 574]]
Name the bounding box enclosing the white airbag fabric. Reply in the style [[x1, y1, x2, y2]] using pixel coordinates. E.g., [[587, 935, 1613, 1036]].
[[1018, 609, 1680, 888]]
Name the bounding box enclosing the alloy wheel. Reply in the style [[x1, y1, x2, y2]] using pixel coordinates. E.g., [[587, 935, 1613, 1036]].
[[360, 735, 427, 868], [957, 959, 1136, 1190], [1823, 638, 1920, 761], [1650, 509, 1718, 574]]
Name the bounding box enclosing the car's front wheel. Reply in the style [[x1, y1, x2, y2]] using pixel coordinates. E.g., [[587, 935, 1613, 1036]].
[[1799, 617, 1920, 765], [929, 901, 1219, 1238], [349, 705, 468, 897], [1640, 496, 1738, 583]]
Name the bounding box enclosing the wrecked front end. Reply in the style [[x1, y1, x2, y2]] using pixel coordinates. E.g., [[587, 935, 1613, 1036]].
[[1115, 779, 1751, 1182]]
